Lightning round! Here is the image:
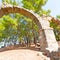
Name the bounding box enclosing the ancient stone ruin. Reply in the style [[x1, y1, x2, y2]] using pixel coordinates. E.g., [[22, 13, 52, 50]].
[[0, 4, 60, 60]]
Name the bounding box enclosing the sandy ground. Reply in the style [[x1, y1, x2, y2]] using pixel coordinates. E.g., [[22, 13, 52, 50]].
[[0, 49, 50, 60]]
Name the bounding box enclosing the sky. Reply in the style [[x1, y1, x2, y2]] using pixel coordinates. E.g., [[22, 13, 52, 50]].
[[43, 0, 60, 17], [0, 0, 60, 17]]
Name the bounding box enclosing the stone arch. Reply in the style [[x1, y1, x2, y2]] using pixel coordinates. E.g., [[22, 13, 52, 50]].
[[0, 5, 59, 52]]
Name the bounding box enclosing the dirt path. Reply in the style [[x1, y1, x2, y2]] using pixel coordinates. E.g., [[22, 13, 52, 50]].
[[0, 49, 50, 60]]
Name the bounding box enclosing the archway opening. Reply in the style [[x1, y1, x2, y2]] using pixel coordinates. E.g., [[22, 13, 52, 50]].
[[0, 12, 41, 50]]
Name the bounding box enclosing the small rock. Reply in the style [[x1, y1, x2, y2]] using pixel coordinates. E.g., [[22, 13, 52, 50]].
[[37, 53, 40, 56]]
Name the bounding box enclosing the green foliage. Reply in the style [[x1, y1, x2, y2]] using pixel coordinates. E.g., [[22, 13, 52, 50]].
[[22, 0, 50, 16], [2, 0, 18, 5], [56, 15, 60, 20], [0, 15, 17, 41]]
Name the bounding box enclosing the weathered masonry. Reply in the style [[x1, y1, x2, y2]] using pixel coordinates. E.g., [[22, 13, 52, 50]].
[[0, 5, 59, 53]]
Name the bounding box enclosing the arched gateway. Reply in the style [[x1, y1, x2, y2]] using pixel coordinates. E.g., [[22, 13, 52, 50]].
[[0, 5, 59, 52]]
